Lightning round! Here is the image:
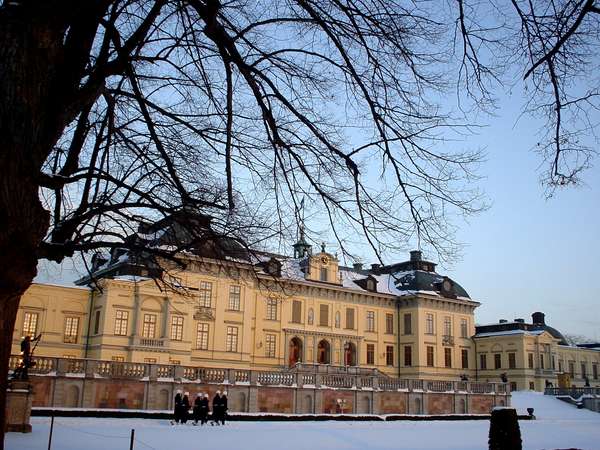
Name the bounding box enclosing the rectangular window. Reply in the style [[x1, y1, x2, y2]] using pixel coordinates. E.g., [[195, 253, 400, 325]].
[[480, 353, 487, 370], [427, 346, 434, 367], [196, 323, 209, 350], [559, 360, 563, 372], [199, 281, 213, 308], [144, 358, 157, 364], [319, 304, 329, 326], [169, 359, 181, 365], [228, 285, 241, 311], [529, 382, 535, 390], [569, 362, 575, 377], [444, 316, 452, 337], [265, 334, 276, 358], [23, 312, 38, 336], [461, 349, 469, 369], [63, 317, 79, 343], [402, 313, 411, 335], [444, 348, 452, 368], [346, 308, 355, 329], [508, 352, 516, 369], [460, 319, 468, 338], [386, 346, 394, 366], [114, 310, 129, 336], [404, 346, 412, 367], [111, 356, 125, 362], [510, 382, 517, 392], [94, 310, 101, 334], [494, 353, 501, 369], [387, 313, 395, 334], [426, 313, 434, 334], [226, 326, 238, 352], [266, 298, 278, 320], [170, 316, 184, 341], [540, 354, 544, 369], [142, 314, 157, 338], [320, 267, 328, 282], [366, 344, 375, 365], [292, 300, 302, 323], [581, 363, 587, 377], [593, 364, 598, 380], [366, 311, 375, 332], [528, 353, 534, 369]]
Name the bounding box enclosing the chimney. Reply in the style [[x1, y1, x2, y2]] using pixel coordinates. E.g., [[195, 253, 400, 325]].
[[532, 312, 545, 325], [353, 262, 363, 271], [410, 250, 422, 262], [499, 319, 508, 324]]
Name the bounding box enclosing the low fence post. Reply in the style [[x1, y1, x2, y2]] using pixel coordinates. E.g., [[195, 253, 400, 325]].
[[129, 429, 135, 450], [47, 414, 55, 450]]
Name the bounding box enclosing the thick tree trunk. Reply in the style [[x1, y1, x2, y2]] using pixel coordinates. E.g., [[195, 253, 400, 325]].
[[0, 5, 67, 449]]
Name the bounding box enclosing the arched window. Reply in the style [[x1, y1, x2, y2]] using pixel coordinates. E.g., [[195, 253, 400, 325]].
[[289, 337, 303, 367], [344, 342, 357, 366], [317, 340, 331, 364]]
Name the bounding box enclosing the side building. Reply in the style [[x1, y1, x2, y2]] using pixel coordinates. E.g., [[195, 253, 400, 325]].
[[473, 312, 600, 391]]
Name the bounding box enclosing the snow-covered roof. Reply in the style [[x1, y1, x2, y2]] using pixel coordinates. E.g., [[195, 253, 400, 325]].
[[474, 329, 546, 338]]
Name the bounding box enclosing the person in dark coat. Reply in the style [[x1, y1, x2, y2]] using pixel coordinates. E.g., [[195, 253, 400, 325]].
[[211, 391, 222, 425], [173, 390, 182, 424], [200, 393, 210, 425], [181, 392, 191, 424], [193, 393, 203, 425], [220, 391, 228, 425], [500, 372, 508, 383]]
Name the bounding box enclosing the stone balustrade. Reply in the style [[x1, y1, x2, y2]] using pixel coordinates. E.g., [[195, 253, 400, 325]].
[[9, 355, 510, 415], [9, 355, 510, 394]]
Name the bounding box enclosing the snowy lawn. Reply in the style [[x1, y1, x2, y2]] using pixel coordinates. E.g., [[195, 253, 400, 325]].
[[6, 392, 600, 450]]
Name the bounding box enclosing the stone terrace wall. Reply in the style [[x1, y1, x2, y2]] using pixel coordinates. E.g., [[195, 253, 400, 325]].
[[10, 356, 510, 415]]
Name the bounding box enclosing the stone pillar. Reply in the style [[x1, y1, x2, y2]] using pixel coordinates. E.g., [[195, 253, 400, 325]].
[[130, 283, 141, 345], [5, 381, 33, 433], [161, 295, 170, 338]]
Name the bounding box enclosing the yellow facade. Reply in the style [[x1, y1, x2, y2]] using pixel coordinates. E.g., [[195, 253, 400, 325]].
[[474, 329, 600, 391], [13, 250, 480, 382], [15, 248, 597, 391]]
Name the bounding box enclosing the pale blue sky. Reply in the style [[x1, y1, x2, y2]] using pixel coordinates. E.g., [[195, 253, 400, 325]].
[[443, 92, 600, 340]]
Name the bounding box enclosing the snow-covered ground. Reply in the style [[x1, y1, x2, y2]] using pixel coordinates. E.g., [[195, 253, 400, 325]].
[[6, 392, 600, 450]]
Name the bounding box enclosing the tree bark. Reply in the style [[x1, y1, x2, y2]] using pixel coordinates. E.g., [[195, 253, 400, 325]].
[[0, 5, 67, 449]]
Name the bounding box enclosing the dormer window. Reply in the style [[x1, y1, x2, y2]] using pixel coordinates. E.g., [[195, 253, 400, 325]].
[[264, 257, 282, 277], [366, 279, 375, 292], [320, 267, 328, 281]]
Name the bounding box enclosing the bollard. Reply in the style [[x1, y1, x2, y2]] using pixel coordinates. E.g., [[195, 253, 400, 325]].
[[47, 415, 55, 450], [129, 428, 135, 450]]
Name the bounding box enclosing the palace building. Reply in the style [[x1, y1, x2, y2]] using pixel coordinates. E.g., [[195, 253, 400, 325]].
[[12, 213, 600, 398]]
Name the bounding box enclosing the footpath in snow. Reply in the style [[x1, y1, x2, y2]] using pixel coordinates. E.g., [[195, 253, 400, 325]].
[[6, 392, 600, 450]]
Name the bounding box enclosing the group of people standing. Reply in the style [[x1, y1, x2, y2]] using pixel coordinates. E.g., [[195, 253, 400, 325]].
[[172, 390, 228, 426]]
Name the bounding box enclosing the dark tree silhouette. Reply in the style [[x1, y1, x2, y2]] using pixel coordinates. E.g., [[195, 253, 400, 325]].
[[0, 1, 598, 447]]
